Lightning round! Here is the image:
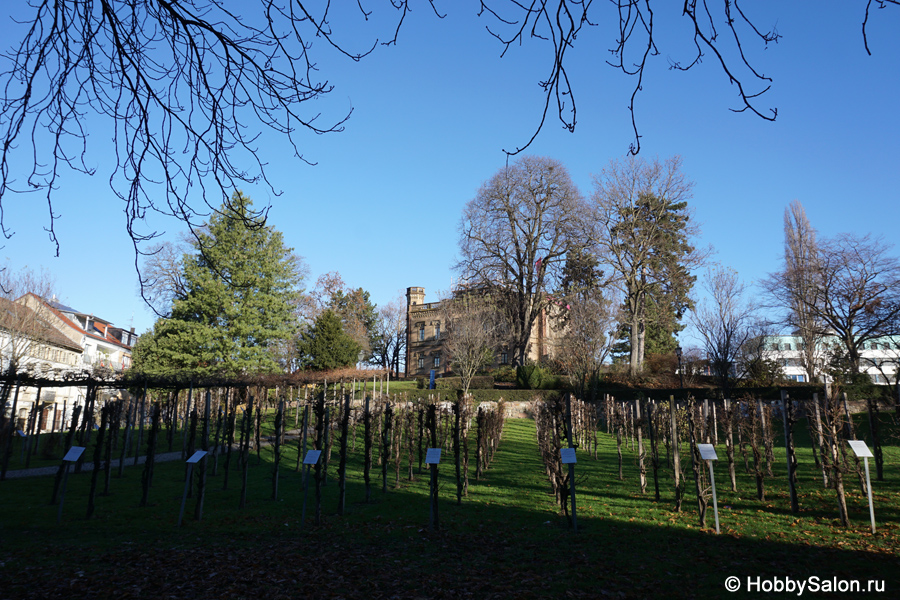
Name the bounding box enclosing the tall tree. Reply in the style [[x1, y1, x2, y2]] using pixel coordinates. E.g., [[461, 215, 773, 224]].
[[370, 296, 407, 377], [132, 192, 303, 377], [556, 290, 620, 401], [806, 234, 900, 375], [295, 310, 361, 371], [691, 266, 757, 392], [555, 247, 619, 398], [328, 287, 377, 359], [456, 155, 585, 366], [139, 237, 190, 318], [589, 156, 703, 377], [764, 201, 825, 382]]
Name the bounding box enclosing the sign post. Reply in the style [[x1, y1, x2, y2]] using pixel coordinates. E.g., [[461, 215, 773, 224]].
[[57, 446, 85, 524], [300, 449, 322, 531], [425, 448, 441, 531], [560, 448, 577, 532], [178, 450, 207, 526], [847, 440, 876, 533], [697, 443, 720, 534]]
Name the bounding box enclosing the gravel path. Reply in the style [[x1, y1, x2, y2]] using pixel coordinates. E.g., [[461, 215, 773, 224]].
[[4, 450, 187, 479]]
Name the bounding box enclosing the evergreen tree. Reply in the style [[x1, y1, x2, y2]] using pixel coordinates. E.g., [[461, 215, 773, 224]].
[[591, 156, 702, 377], [296, 310, 361, 371], [328, 287, 377, 358], [132, 192, 302, 377]]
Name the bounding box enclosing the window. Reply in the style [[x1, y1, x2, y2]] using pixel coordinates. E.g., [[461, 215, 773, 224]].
[[434, 322, 440, 340], [501, 352, 508, 365], [434, 356, 440, 368], [418, 326, 425, 342], [417, 357, 424, 369]]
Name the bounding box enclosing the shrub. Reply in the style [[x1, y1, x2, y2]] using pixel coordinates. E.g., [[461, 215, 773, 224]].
[[491, 365, 517, 383], [516, 364, 550, 389]]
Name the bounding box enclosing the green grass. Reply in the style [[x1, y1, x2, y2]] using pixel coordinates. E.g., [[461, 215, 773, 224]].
[[1, 415, 899, 599]]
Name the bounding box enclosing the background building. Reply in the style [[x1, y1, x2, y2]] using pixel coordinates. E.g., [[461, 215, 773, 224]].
[[404, 286, 560, 378], [762, 334, 900, 384]]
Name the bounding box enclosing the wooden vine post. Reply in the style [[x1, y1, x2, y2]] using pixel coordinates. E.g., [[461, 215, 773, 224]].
[[780, 390, 799, 513]]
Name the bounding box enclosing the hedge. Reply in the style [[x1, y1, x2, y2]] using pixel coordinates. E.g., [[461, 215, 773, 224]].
[[435, 376, 495, 390]]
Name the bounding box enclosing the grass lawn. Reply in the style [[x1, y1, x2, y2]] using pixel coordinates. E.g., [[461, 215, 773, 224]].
[[1, 414, 898, 599]]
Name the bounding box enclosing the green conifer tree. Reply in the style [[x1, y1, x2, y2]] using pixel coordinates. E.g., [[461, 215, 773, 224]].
[[132, 192, 302, 376]]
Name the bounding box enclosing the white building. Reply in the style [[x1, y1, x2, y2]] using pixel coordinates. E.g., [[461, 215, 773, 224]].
[[762, 334, 900, 384], [0, 297, 84, 431], [20, 293, 137, 373]]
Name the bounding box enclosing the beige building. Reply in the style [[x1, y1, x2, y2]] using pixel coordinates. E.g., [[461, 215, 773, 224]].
[[20, 293, 137, 373], [0, 297, 84, 432], [404, 286, 560, 378]]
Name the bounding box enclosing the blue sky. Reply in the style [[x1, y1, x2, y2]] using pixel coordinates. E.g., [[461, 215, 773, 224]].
[[1, 2, 898, 349]]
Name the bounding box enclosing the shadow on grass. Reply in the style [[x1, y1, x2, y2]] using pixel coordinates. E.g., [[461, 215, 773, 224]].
[[1, 418, 898, 599]]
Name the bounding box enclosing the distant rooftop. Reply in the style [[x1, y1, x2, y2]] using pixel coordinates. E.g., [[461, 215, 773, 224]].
[[46, 298, 79, 313]]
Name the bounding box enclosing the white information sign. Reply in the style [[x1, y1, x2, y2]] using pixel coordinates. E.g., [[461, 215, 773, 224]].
[[560, 448, 577, 464], [847, 440, 874, 458], [425, 448, 441, 465], [697, 443, 718, 461], [303, 450, 322, 465], [186, 450, 208, 464], [62, 446, 85, 462]]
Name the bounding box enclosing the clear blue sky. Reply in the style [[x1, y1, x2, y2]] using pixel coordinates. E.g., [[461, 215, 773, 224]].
[[1, 2, 898, 347]]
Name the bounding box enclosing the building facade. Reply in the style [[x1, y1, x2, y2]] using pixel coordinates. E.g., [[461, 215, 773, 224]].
[[20, 293, 137, 373], [404, 286, 560, 378], [762, 334, 900, 384], [0, 297, 84, 432]]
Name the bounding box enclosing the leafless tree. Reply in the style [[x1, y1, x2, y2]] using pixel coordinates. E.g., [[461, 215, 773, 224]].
[[0, 267, 67, 426], [139, 238, 190, 318], [764, 201, 826, 382], [0, 267, 59, 375], [806, 234, 900, 375], [2, 1, 895, 304], [438, 292, 502, 398], [589, 155, 705, 377], [691, 266, 757, 392], [456, 155, 585, 366], [371, 296, 407, 378], [555, 289, 621, 401]]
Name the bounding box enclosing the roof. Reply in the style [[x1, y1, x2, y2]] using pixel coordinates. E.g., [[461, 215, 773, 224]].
[[0, 297, 83, 353], [22, 293, 133, 352], [46, 298, 79, 313]]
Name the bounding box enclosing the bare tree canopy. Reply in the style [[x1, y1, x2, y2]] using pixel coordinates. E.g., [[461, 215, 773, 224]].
[[763, 200, 824, 381], [690, 266, 756, 391], [438, 291, 502, 396], [456, 155, 585, 365], [555, 287, 620, 400], [2, 0, 895, 282], [811, 234, 900, 373], [589, 155, 704, 377], [0, 266, 67, 378], [370, 294, 407, 377]]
